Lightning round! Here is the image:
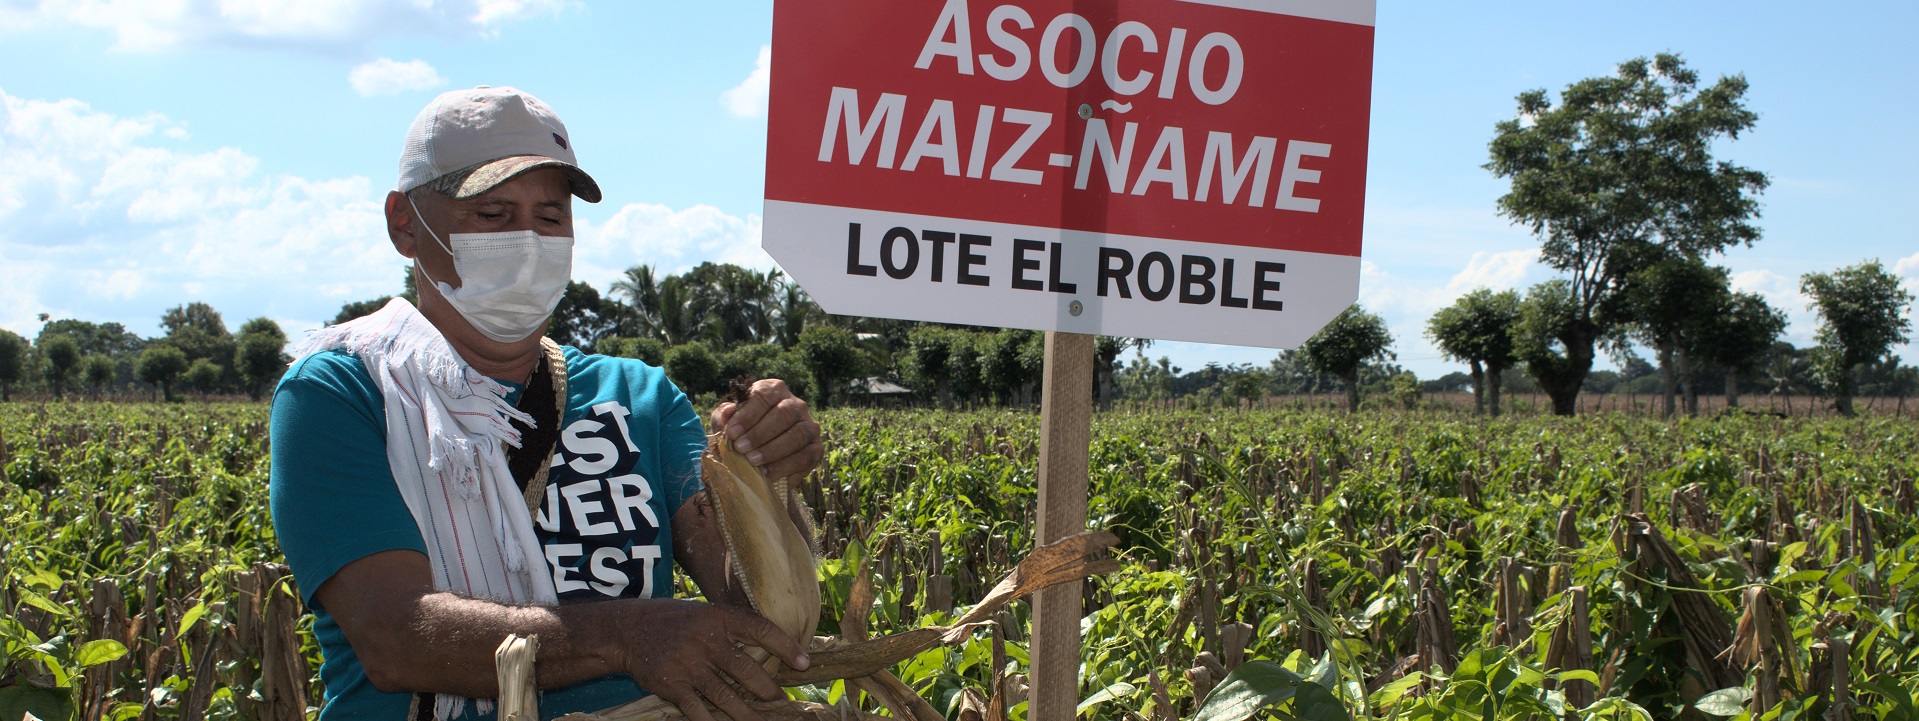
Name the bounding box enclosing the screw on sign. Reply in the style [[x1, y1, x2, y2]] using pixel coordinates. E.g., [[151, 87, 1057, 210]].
[[764, 0, 1375, 350]]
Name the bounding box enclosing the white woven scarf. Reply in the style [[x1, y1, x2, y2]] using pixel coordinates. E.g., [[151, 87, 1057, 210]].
[[294, 298, 560, 719]]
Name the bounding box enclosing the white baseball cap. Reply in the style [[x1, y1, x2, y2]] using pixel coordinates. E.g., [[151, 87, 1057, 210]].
[[398, 85, 602, 203]]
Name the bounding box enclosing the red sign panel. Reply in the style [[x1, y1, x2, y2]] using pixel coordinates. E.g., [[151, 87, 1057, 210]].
[[764, 0, 1375, 348]]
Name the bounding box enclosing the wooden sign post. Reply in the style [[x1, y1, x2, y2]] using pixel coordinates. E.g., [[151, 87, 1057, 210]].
[[1031, 331, 1094, 721]]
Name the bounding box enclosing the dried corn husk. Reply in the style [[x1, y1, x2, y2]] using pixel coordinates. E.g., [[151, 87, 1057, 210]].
[[701, 433, 821, 664], [496, 634, 539, 721]]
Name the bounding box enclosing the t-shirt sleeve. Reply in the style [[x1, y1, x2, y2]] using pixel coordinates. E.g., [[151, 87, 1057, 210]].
[[269, 351, 427, 609], [656, 372, 706, 517]]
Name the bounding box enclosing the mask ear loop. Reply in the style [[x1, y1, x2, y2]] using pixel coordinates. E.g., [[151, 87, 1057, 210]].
[[407, 193, 461, 298]]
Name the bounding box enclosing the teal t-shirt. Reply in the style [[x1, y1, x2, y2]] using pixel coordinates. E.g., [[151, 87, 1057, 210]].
[[268, 346, 707, 720]]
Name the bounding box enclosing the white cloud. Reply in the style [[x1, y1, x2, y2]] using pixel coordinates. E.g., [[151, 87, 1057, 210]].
[[720, 45, 772, 119], [0, 0, 569, 53], [1896, 252, 1919, 299], [1442, 249, 1540, 295], [0, 88, 403, 338], [349, 58, 447, 97], [573, 202, 771, 290]]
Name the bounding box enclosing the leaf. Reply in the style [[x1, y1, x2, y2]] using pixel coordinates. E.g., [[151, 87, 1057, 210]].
[[174, 601, 209, 640], [1192, 661, 1303, 721], [74, 639, 128, 669], [1695, 686, 1752, 716], [1553, 669, 1600, 685], [24, 568, 62, 592], [0, 686, 74, 721], [1293, 681, 1352, 721], [1076, 681, 1137, 715], [1369, 672, 1424, 706], [20, 590, 66, 618]]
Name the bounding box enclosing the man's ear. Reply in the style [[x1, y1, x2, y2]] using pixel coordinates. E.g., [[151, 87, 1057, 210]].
[[386, 190, 420, 259]]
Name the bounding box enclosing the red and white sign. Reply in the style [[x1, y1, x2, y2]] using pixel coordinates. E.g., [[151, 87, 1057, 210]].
[[763, 0, 1374, 348]]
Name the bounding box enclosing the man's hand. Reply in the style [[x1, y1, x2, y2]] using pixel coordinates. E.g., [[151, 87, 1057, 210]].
[[710, 378, 822, 483], [604, 599, 810, 721], [318, 550, 810, 721]]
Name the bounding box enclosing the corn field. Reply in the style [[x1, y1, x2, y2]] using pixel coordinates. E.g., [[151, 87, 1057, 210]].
[[3, 401, 1917, 720]]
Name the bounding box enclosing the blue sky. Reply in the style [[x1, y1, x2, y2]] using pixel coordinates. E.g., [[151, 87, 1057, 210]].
[[2, 1, 1914, 380]]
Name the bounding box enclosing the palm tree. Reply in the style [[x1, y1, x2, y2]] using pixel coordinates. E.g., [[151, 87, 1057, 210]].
[[611, 265, 663, 340], [655, 275, 702, 347], [774, 281, 820, 349]]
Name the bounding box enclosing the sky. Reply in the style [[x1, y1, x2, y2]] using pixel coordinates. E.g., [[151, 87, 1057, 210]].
[[1, 0, 1914, 380]]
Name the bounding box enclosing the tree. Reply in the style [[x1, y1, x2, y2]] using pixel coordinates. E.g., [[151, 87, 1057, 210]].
[[978, 329, 1041, 406], [136, 345, 189, 402], [1426, 288, 1521, 415], [39, 334, 81, 400], [773, 282, 822, 349], [1094, 336, 1152, 411], [1800, 260, 1916, 416], [690, 263, 781, 346], [1229, 366, 1272, 409], [903, 326, 957, 407], [548, 281, 624, 352], [1692, 291, 1785, 408], [599, 337, 667, 367], [184, 358, 224, 399], [83, 355, 117, 399], [235, 318, 292, 401], [160, 302, 235, 392], [1509, 280, 1587, 410], [0, 329, 26, 401], [333, 268, 418, 324], [663, 341, 722, 398], [37, 319, 142, 357], [1486, 53, 1768, 415], [611, 265, 663, 339], [333, 296, 393, 325], [1622, 258, 1729, 417], [1297, 305, 1394, 412], [797, 325, 864, 409]]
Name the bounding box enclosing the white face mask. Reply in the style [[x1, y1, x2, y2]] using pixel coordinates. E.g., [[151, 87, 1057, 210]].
[[410, 196, 574, 343]]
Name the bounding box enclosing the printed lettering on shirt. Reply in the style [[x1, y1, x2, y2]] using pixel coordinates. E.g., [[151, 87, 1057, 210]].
[[535, 400, 668, 601]]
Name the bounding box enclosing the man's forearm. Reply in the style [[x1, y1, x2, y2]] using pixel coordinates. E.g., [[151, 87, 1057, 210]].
[[372, 592, 622, 698]]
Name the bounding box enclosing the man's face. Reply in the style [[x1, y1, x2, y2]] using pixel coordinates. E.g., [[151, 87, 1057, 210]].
[[406, 165, 575, 291]]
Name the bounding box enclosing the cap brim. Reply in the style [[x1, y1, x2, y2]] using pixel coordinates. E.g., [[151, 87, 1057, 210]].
[[452, 155, 603, 203]]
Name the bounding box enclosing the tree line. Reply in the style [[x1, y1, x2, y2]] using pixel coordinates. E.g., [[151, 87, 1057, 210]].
[[0, 303, 290, 402]]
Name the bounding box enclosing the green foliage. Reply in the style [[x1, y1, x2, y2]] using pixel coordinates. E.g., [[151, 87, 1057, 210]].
[[234, 318, 290, 402], [1694, 291, 1786, 378], [159, 302, 235, 394], [599, 337, 667, 367], [184, 358, 224, 396], [0, 329, 25, 401], [135, 345, 188, 402], [8, 403, 1919, 721], [38, 335, 81, 400], [82, 355, 117, 397], [1298, 305, 1393, 412], [332, 295, 393, 325], [548, 280, 626, 352], [1511, 280, 1589, 415], [663, 341, 722, 398], [799, 325, 864, 408], [35, 319, 142, 358], [1801, 259, 1917, 416], [1486, 53, 1769, 414], [1428, 289, 1520, 415]]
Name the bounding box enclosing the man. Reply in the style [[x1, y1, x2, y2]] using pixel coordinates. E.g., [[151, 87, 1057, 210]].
[[270, 86, 821, 721]]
